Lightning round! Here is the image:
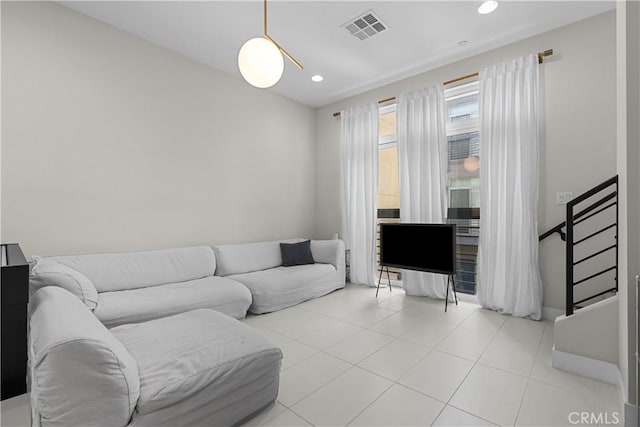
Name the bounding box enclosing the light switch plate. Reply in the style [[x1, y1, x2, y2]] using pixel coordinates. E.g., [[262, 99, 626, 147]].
[[556, 191, 573, 205]]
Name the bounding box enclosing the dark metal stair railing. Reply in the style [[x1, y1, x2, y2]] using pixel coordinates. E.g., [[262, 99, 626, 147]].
[[539, 175, 619, 315]]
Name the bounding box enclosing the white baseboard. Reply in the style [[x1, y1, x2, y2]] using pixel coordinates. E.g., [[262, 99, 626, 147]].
[[542, 306, 565, 321], [552, 345, 620, 385], [368, 289, 569, 321], [456, 293, 479, 305], [552, 349, 640, 427]]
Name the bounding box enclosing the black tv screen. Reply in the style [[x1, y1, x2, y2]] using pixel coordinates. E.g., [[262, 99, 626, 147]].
[[380, 223, 456, 274]]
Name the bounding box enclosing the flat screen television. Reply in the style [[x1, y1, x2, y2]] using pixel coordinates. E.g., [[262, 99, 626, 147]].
[[379, 223, 456, 275]]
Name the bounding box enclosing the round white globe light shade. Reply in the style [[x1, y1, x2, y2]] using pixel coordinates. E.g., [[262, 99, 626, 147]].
[[238, 37, 284, 88], [477, 0, 499, 14]]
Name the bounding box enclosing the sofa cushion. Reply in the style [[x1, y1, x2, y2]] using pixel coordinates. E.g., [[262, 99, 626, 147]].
[[29, 287, 140, 427], [229, 264, 340, 313], [47, 246, 216, 293], [111, 309, 282, 426], [30, 259, 99, 310], [94, 276, 252, 328], [280, 240, 315, 267], [213, 239, 302, 277]]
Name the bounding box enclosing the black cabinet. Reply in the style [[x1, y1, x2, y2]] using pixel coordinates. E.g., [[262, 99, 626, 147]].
[[1, 243, 29, 400]]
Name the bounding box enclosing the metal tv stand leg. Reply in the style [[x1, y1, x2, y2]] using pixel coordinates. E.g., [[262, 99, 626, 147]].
[[445, 274, 458, 312], [376, 266, 392, 298]]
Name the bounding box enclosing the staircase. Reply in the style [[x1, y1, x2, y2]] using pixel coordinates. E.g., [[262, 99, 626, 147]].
[[540, 175, 620, 384], [540, 175, 618, 315]]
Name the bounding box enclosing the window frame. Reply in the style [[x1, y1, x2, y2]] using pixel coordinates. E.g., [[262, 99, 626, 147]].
[[378, 103, 398, 146], [445, 80, 480, 137]]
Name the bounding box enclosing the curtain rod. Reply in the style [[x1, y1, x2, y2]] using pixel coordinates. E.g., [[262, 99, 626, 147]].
[[332, 48, 553, 118]]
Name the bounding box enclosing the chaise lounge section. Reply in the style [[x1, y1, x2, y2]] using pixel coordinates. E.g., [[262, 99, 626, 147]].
[[29, 286, 282, 427]]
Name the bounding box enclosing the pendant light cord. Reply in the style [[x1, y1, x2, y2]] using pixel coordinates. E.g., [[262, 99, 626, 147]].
[[262, 0, 303, 70], [264, 0, 268, 36]]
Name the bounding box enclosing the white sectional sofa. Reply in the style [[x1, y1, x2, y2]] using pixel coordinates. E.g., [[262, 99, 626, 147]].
[[29, 286, 282, 427], [213, 239, 346, 314], [27, 238, 346, 426]]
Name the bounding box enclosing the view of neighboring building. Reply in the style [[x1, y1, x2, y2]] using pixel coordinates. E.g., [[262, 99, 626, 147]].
[[375, 80, 480, 294], [376, 104, 402, 281], [445, 80, 480, 294]]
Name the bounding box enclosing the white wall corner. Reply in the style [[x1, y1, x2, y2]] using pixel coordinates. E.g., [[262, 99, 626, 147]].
[[551, 345, 633, 426], [542, 306, 565, 321]]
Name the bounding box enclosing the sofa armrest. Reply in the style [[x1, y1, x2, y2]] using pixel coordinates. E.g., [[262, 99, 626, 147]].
[[29, 287, 140, 427], [30, 259, 99, 310], [310, 240, 346, 283]]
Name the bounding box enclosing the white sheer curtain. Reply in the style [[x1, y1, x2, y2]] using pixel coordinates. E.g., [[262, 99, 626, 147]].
[[397, 85, 449, 297], [477, 54, 543, 319], [341, 104, 379, 286]]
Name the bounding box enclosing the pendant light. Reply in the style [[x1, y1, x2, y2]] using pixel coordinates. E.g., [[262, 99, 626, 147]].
[[238, 0, 303, 88]]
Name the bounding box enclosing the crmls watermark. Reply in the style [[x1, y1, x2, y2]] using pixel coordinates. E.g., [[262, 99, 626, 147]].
[[568, 412, 620, 425]]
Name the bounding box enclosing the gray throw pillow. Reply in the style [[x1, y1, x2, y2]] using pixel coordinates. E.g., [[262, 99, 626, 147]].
[[280, 240, 315, 267]]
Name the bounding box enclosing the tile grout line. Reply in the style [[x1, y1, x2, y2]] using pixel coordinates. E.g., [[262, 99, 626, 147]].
[[423, 312, 538, 426], [439, 318, 502, 407], [279, 404, 317, 426], [341, 300, 484, 426], [248, 287, 555, 426], [342, 377, 396, 426], [275, 290, 479, 425], [341, 342, 461, 426], [443, 403, 501, 427], [526, 324, 601, 401], [249, 297, 413, 374], [512, 322, 547, 427], [335, 295, 485, 423]]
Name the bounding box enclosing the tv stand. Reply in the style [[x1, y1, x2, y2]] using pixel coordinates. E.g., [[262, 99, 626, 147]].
[[445, 274, 458, 312], [376, 267, 458, 312], [376, 266, 392, 297]]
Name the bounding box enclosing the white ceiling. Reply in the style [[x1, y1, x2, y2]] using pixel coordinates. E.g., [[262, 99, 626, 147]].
[[59, 1, 614, 107]]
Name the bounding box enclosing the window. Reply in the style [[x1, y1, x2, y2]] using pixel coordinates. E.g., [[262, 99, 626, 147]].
[[375, 79, 481, 293], [376, 103, 401, 281], [445, 79, 480, 295], [448, 133, 479, 161]]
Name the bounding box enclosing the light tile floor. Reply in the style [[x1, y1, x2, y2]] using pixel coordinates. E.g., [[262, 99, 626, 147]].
[[242, 283, 624, 427], [1, 284, 623, 427]]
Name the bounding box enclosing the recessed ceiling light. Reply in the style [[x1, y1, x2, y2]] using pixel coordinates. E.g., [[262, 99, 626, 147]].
[[311, 75, 324, 82], [478, 0, 499, 14], [457, 40, 469, 47]]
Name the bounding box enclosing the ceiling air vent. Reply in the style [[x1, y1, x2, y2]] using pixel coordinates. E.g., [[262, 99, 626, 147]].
[[343, 10, 388, 41]]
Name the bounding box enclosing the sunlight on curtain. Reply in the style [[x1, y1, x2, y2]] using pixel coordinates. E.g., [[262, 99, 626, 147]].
[[477, 54, 544, 319], [341, 104, 379, 286], [397, 84, 449, 297]]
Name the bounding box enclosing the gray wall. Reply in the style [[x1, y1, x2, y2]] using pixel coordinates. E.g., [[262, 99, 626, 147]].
[[314, 11, 617, 311], [1, 1, 317, 257]]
